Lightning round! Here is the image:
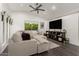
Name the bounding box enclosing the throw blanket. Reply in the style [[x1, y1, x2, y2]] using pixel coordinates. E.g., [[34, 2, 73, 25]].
[[33, 35, 48, 43]]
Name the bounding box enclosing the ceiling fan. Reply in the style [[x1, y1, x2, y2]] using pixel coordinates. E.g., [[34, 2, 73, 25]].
[[29, 3, 45, 14]]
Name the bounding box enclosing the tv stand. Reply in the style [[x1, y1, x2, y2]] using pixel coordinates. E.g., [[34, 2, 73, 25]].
[[45, 31, 66, 43]]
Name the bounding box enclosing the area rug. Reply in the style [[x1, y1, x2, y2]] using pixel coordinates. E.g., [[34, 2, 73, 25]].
[[48, 41, 60, 50]]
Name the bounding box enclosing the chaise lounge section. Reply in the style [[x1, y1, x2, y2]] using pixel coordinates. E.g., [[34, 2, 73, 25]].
[[32, 34, 49, 53]]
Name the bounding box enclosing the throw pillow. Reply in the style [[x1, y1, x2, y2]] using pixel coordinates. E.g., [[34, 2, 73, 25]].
[[22, 32, 31, 40]]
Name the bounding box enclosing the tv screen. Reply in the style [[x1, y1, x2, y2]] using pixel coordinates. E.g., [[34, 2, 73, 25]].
[[49, 19, 62, 29]]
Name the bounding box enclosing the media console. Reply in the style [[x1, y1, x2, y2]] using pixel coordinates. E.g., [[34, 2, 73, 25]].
[[44, 31, 66, 43]]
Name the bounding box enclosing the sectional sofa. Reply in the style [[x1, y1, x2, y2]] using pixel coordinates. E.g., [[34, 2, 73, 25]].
[[8, 31, 49, 56]]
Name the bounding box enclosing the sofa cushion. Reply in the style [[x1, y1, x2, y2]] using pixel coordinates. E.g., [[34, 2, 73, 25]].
[[12, 32, 22, 42], [22, 32, 31, 41], [33, 35, 48, 44], [24, 31, 38, 39]]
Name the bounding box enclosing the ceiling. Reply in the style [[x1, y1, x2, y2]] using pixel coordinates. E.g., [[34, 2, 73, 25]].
[[3, 3, 79, 20]]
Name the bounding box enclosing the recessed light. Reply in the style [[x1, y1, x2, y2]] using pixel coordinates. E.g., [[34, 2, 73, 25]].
[[52, 5, 56, 10], [43, 12, 47, 14]]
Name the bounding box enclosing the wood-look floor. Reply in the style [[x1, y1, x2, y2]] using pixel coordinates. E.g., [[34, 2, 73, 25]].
[[1, 39, 79, 56], [32, 39, 79, 56]]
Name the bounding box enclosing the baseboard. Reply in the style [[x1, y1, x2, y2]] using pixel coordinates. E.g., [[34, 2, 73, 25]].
[[70, 42, 79, 46]]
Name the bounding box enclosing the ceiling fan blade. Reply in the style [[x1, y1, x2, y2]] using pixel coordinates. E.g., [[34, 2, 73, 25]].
[[36, 4, 42, 9], [30, 10, 35, 12], [38, 9, 45, 11], [29, 5, 35, 10]]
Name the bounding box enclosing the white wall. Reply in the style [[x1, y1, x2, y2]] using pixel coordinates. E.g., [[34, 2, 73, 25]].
[[10, 12, 48, 38], [49, 13, 79, 46], [62, 13, 79, 46]]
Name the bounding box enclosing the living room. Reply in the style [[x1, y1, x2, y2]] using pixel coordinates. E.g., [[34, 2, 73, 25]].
[[0, 3, 79, 56]]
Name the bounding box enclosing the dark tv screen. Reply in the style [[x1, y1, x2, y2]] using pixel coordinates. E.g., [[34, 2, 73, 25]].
[[49, 19, 62, 29]]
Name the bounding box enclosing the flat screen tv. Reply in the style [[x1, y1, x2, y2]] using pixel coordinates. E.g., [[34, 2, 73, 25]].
[[49, 19, 62, 29]]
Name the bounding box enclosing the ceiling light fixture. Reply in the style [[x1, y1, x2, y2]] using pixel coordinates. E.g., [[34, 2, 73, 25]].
[[52, 5, 56, 10]]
